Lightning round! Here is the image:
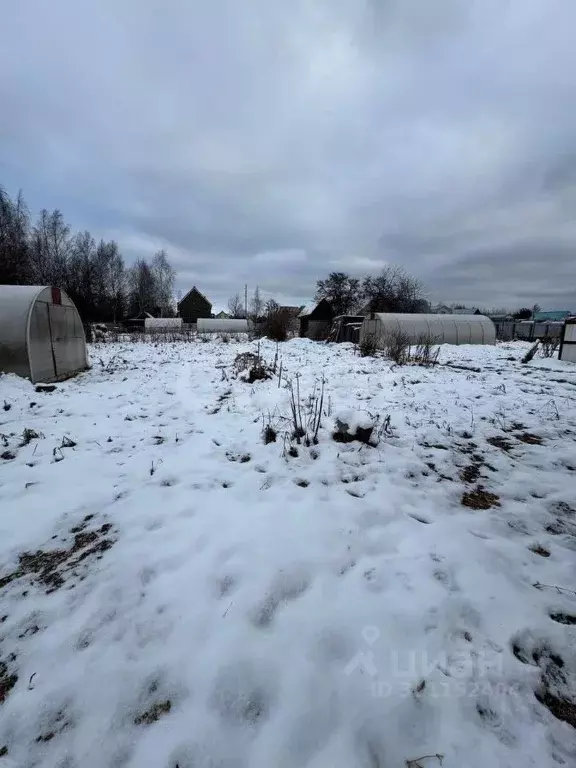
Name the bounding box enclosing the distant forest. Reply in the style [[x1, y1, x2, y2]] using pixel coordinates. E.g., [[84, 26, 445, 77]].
[[0, 185, 175, 322]]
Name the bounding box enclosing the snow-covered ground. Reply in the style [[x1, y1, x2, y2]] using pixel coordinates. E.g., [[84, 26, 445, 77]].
[[1, 338, 575, 768]]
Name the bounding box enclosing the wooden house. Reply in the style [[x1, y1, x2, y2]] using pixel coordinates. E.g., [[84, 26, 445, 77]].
[[177, 287, 212, 323]]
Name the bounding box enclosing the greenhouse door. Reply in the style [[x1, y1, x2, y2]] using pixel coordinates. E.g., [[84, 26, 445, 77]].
[[48, 303, 82, 378]]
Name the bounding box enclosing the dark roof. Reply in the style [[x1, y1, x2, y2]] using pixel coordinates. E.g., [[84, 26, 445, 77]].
[[279, 305, 304, 318], [178, 286, 212, 308], [298, 299, 332, 317], [126, 309, 155, 320]]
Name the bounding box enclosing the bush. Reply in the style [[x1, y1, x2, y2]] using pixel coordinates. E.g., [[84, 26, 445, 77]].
[[359, 333, 378, 357], [540, 336, 559, 358], [262, 309, 290, 342], [384, 330, 411, 365], [413, 334, 440, 367]]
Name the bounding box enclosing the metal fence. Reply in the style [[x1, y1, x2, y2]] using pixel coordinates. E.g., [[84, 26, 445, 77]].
[[493, 320, 565, 341]]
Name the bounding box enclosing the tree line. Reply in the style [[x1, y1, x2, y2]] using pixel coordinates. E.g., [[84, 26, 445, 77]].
[[0, 186, 175, 322], [314, 267, 428, 316]]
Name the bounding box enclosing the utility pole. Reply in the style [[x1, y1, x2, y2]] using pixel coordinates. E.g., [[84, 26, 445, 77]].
[[245, 284, 248, 318]]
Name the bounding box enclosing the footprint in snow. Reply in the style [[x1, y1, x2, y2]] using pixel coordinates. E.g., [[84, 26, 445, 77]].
[[249, 568, 311, 628], [210, 660, 275, 728]]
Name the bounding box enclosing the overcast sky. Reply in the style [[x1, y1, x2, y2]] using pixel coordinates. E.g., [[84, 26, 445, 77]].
[[2, 1, 575, 311]]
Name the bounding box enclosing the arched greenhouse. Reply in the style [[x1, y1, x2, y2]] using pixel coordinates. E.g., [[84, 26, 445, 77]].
[[197, 318, 252, 333], [360, 313, 496, 346], [0, 285, 88, 383]]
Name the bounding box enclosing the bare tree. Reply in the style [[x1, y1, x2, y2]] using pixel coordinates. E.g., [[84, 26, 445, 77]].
[[228, 292, 245, 318], [315, 272, 360, 315], [249, 285, 264, 320], [363, 266, 426, 313], [0, 187, 31, 284], [152, 249, 176, 316], [264, 298, 279, 316], [106, 243, 126, 322], [29, 208, 70, 286], [128, 259, 157, 315]]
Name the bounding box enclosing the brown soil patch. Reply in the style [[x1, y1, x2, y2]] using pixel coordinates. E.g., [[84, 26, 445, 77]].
[[0, 517, 115, 594], [487, 436, 513, 452], [528, 543, 550, 557], [545, 518, 576, 536], [460, 464, 481, 484], [134, 699, 172, 726], [35, 709, 72, 743], [516, 432, 543, 445], [535, 689, 576, 729], [549, 612, 576, 625], [553, 501, 575, 517], [0, 660, 18, 705], [461, 487, 500, 510]]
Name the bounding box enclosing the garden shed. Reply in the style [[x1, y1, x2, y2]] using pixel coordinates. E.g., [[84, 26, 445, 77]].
[[361, 313, 495, 347], [144, 317, 183, 331], [559, 318, 576, 363], [0, 285, 88, 383], [299, 299, 334, 338]]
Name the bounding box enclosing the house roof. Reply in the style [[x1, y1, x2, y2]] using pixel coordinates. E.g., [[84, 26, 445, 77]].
[[298, 299, 331, 318], [452, 307, 479, 315], [533, 310, 572, 321], [127, 309, 155, 320], [177, 286, 212, 308], [298, 302, 318, 318], [278, 305, 304, 318]]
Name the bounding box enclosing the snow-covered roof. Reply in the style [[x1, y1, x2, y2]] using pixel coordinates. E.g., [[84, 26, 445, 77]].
[[298, 303, 318, 318]]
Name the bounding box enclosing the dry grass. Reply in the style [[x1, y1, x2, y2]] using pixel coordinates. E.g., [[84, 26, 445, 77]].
[[461, 487, 500, 510], [535, 688, 576, 728], [460, 464, 481, 484], [516, 432, 543, 445], [549, 611, 576, 625], [0, 660, 17, 705], [0, 517, 115, 594], [486, 435, 514, 452], [528, 543, 550, 557], [134, 699, 172, 726]]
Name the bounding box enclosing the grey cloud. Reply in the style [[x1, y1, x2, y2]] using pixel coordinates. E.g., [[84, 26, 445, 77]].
[[1, 0, 576, 310]]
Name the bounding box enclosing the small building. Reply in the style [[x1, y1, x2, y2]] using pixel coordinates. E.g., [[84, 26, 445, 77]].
[[430, 304, 453, 314], [197, 318, 252, 334], [533, 310, 573, 322], [215, 311, 231, 319], [299, 299, 334, 339], [0, 285, 88, 383], [559, 318, 576, 363], [177, 287, 212, 323], [452, 307, 481, 315], [360, 313, 495, 347], [144, 317, 183, 331], [123, 309, 154, 330], [327, 315, 365, 343]]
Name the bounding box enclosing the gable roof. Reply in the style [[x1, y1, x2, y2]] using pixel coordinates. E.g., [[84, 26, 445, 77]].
[[298, 299, 332, 318], [127, 309, 155, 320], [298, 302, 318, 318], [278, 305, 304, 318], [177, 286, 212, 308]]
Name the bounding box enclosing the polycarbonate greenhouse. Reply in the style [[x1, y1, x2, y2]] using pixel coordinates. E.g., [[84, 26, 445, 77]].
[[197, 318, 252, 333], [0, 285, 88, 383], [360, 313, 496, 346]]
